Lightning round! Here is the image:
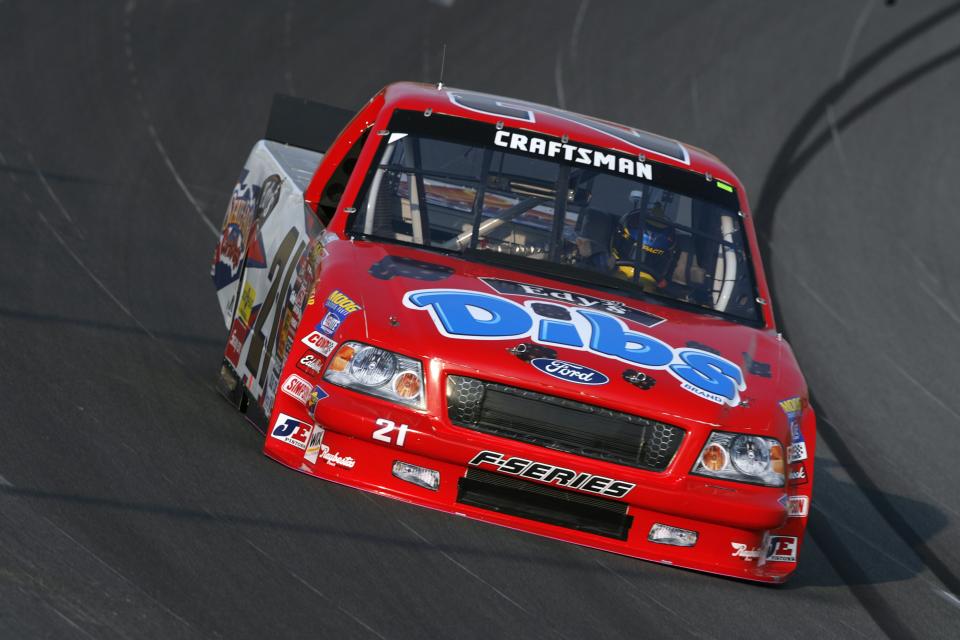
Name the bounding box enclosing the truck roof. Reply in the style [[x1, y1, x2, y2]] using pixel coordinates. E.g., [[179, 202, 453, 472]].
[[380, 81, 739, 188]]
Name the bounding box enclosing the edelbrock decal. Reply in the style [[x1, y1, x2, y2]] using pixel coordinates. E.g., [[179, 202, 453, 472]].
[[469, 451, 634, 498], [403, 289, 746, 406], [530, 358, 608, 385]]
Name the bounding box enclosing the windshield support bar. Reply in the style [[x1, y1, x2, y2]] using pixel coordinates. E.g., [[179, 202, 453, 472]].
[[467, 148, 494, 250], [410, 137, 432, 246], [548, 165, 570, 262]]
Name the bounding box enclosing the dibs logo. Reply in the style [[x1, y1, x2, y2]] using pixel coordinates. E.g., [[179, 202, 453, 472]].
[[531, 358, 609, 385]]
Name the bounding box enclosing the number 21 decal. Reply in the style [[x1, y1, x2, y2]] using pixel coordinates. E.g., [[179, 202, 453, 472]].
[[373, 418, 409, 447]]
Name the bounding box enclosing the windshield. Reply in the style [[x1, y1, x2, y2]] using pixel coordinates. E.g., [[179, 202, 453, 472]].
[[352, 111, 762, 323]]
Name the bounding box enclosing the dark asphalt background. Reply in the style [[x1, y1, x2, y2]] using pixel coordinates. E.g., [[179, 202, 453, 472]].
[[2, 1, 959, 638]]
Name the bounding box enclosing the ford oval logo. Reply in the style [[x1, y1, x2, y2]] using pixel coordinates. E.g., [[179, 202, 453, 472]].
[[530, 358, 609, 385]]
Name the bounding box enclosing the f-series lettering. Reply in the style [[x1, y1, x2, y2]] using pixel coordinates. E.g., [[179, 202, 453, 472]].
[[468, 451, 634, 498], [403, 289, 745, 406]]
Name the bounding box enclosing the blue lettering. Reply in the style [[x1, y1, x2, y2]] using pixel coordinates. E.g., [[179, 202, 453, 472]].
[[670, 350, 744, 404], [577, 310, 672, 367], [538, 319, 583, 347], [273, 418, 299, 438], [405, 290, 532, 337]]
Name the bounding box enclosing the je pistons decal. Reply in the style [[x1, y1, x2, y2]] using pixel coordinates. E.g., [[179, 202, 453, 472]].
[[531, 358, 608, 385], [403, 289, 746, 406], [481, 278, 664, 327], [469, 451, 634, 498]]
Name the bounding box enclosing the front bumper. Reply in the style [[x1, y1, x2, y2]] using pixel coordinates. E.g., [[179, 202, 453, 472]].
[[262, 380, 811, 584]]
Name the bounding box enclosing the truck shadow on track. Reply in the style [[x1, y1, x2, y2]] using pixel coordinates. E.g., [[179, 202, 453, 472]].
[[788, 455, 951, 589]]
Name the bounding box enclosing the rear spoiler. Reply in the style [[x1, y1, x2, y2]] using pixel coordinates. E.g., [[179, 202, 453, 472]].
[[264, 94, 354, 153]]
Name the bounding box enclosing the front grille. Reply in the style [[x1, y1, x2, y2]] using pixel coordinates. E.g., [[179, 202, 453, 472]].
[[458, 469, 632, 540], [447, 375, 684, 471]]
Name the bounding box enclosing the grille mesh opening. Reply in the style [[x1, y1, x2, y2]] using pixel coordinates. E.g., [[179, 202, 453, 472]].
[[447, 375, 684, 471], [457, 469, 632, 540]]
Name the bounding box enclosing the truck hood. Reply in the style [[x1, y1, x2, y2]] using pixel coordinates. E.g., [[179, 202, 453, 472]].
[[312, 239, 803, 434]]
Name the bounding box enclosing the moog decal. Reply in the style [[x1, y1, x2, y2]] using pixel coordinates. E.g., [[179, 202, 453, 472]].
[[404, 289, 745, 406]]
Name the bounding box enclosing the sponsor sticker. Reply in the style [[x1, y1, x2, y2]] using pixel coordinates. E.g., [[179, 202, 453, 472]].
[[788, 495, 809, 517], [319, 289, 361, 337], [301, 331, 337, 357], [404, 289, 746, 406], [306, 385, 328, 417], [787, 442, 808, 464], [530, 358, 609, 385], [280, 374, 313, 404], [492, 130, 654, 180], [730, 542, 764, 561], [237, 282, 257, 326], [780, 397, 807, 462], [319, 312, 340, 336], [318, 444, 355, 468], [468, 450, 634, 498], [788, 463, 808, 485], [296, 351, 325, 376], [270, 413, 312, 450], [225, 318, 249, 367], [765, 536, 798, 563], [304, 426, 326, 464]]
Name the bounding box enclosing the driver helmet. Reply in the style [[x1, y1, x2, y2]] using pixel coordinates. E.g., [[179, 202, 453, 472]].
[[617, 202, 677, 286]]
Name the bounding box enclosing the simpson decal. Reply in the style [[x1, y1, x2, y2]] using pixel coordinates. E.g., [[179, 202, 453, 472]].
[[468, 451, 634, 498], [280, 374, 313, 404], [404, 289, 746, 406]]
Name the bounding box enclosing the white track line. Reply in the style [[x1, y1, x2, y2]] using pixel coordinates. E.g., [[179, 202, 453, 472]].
[[123, 0, 218, 238]]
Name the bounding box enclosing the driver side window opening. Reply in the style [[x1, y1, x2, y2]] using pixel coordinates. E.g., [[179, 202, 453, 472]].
[[315, 129, 370, 225]]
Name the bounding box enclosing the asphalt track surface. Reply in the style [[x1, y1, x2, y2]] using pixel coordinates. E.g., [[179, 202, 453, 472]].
[[2, 1, 960, 638]]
